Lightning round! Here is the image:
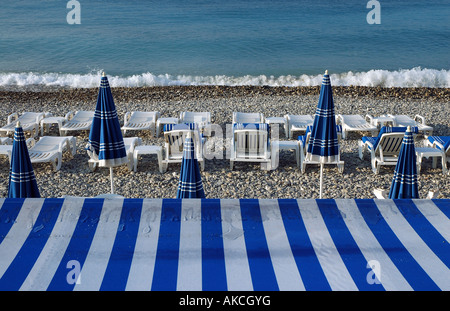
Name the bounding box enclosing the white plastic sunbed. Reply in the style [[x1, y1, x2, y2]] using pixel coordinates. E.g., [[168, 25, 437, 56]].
[[336, 114, 378, 139], [121, 111, 160, 137], [284, 114, 314, 139], [388, 114, 433, 136], [0, 112, 45, 138], [60, 111, 95, 136], [26, 136, 77, 171]]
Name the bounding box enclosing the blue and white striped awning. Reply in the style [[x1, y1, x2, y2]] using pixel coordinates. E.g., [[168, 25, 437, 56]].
[[0, 198, 448, 291]]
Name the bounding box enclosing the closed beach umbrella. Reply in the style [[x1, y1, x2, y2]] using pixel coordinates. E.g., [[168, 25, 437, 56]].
[[307, 70, 340, 198], [86, 72, 128, 194], [176, 135, 205, 198], [7, 122, 40, 198], [389, 126, 419, 199]]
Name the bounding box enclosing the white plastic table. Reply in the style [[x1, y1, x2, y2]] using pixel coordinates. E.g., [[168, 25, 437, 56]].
[[156, 117, 179, 137], [265, 117, 287, 138], [40, 117, 67, 136], [415, 147, 447, 174], [271, 140, 300, 169], [133, 145, 164, 173]]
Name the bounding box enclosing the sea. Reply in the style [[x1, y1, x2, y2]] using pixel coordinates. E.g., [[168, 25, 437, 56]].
[[0, 0, 449, 88]]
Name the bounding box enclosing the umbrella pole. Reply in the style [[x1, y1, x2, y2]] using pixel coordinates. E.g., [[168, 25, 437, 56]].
[[110, 167, 115, 194], [319, 163, 324, 199]]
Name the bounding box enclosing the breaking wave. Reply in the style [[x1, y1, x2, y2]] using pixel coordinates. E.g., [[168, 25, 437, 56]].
[[0, 67, 448, 88]]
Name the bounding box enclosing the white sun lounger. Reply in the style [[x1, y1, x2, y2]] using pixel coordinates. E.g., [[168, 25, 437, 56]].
[[0, 112, 45, 138], [26, 136, 77, 171], [284, 114, 314, 139], [388, 114, 433, 137], [121, 111, 160, 137], [60, 111, 95, 136], [336, 114, 378, 139]]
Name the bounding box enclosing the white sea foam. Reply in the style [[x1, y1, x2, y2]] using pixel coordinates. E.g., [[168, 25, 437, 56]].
[[0, 67, 448, 88]]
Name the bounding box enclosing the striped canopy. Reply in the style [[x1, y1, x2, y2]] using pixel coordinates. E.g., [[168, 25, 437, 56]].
[[307, 72, 339, 163], [7, 124, 40, 198], [87, 74, 128, 167], [389, 128, 419, 199], [0, 198, 448, 291], [176, 137, 205, 198]]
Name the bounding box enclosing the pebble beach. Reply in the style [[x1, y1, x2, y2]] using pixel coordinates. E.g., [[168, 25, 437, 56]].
[[0, 85, 449, 199]]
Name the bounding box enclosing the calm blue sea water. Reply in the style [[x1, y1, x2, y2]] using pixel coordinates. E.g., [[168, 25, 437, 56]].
[[0, 0, 449, 87]]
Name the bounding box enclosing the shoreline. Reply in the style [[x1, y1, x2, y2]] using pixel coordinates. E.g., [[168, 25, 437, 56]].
[[0, 85, 449, 199]]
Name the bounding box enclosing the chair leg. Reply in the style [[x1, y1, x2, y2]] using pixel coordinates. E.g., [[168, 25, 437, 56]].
[[230, 160, 234, 170]]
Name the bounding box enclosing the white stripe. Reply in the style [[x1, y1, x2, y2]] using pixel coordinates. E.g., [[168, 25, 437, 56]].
[[177, 199, 202, 290], [0, 198, 45, 278], [125, 199, 162, 291], [20, 197, 85, 291], [74, 199, 123, 291], [412, 199, 450, 243], [259, 199, 305, 291], [297, 199, 358, 291], [221, 199, 253, 290], [335, 199, 413, 291], [375, 200, 450, 290]]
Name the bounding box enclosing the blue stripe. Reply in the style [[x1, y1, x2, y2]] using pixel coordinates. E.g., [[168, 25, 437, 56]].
[[278, 199, 331, 290], [47, 199, 104, 291], [357, 199, 440, 291], [201, 199, 227, 291], [0, 198, 24, 244], [151, 199, 182, 291], [100, 199, 143, 291], [0, 199, 63, 290], [240, 199, 278, 291], [317, 200, 385, 291], [432, 199, 450, 219], [395, 200, 450, 269]]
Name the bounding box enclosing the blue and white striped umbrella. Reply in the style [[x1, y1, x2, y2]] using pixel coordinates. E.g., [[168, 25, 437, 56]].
[[7, 122, 40, 198], [389, 127, 419, 199], [307, 71, 339, 198], [87, 73, 128, 193], [176, 136, 205, 198]]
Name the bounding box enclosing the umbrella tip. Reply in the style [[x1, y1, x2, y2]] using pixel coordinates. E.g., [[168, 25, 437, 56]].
[[325, 70, 328, 75], [102, 72, 106, 77], [16, 121, 21, 128], [407, 125, 411, 132]]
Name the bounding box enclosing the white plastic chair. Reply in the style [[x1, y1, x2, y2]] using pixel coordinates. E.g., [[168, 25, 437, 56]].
[[87, 137, 141, 171], [0, 112, 45, 138], [26, 136, 77, 171], [336, 114, 378, 139], [230, 124, 271, 170], [284, 114, 314, 139], [60, 111, 95, 136], [121, 111, 160, 137], [232, 112, 264, 124], [388, 114, 433, 136], [162, 129, 204, 172], [180, 111, 211, 136]]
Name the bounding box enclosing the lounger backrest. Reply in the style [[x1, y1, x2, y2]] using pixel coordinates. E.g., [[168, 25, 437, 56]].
[[288, 115, 313, 123], [180, 112, 211, 124], [234, 129, 268, 157], [233, 112, 264, 124], [73, 111, 95, 122], [372, 126, 418, 151], [19, 112, 44, 124], [164, 129, 202, 159], [376, 133, 405, 156], [341, 115, 367, 125], [130, 111, 158, 122]]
